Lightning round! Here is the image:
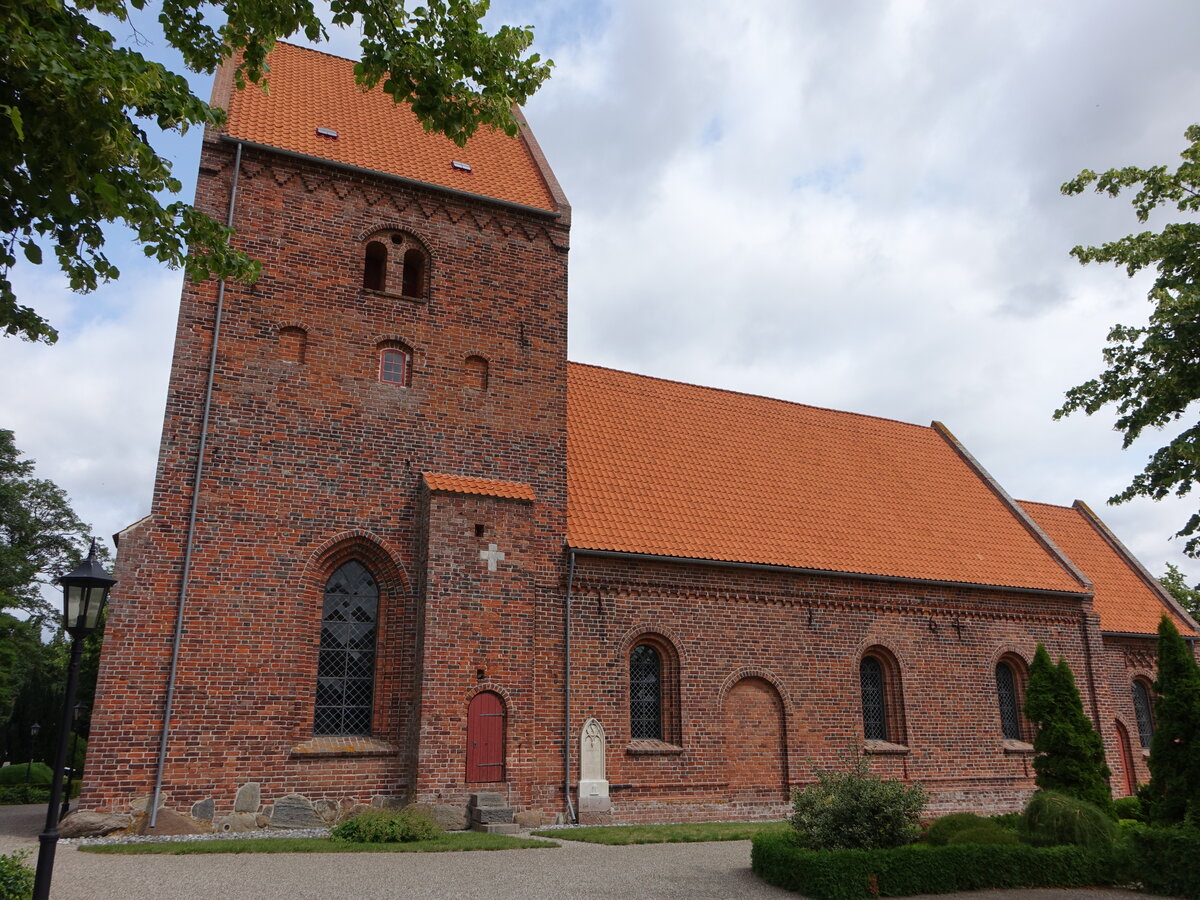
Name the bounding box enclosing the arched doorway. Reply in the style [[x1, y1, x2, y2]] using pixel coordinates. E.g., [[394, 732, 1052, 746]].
[[466, 691, 506, 783], [723, 677, 788, 801], [1114, 719, 1136, 796]]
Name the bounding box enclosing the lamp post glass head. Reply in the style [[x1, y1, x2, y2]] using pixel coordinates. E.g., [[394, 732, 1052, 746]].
[[30, 723, 40, 739], [57, 539, 115, 636]]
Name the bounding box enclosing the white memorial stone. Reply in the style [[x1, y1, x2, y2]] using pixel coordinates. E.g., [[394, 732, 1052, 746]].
[[578, 717, 611, 813]]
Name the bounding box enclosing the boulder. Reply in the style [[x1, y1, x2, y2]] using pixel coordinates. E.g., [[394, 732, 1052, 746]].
[[431, 803, 469, 831], [214, 812, 259, 834], [58, 810, 131, 839], [269, 793, 323, 829], [191, 798, 215, 821], [233, 782, 260, 814], [514, 809, 546, 828], [139, 808, 202, 836]]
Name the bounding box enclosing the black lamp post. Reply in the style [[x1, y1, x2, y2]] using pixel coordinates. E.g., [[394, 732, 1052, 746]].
[[60, 703, 87, 823], [32, 539, 115, 900]]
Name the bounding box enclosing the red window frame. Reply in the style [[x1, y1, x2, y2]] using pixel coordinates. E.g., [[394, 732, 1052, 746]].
[[379, 348, 408, 385]]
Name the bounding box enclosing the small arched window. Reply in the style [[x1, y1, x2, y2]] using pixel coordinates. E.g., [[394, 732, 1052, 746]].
[[379, 344, 411, 386], [1132, 679, 1155, 749], [402, 247, 427, 298], [465, 355, 489, 391], [278, 326, 307, 364], [860, 647, 906, 745], [996, 661, 1022, 740], [363, 241, 387, 291], [630, 644, 662, 740], [314, 561, 378, 736]]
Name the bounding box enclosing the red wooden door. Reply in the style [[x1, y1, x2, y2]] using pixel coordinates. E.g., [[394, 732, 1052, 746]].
[[466, 691, 506, 782], [1115, 719, 1136, 796]]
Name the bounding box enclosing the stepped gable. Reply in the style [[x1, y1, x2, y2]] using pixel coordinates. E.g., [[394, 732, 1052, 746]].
[[566, 362, 1087, 593], [220, 41, 558, 212], [1019, 499, 1198, 636]]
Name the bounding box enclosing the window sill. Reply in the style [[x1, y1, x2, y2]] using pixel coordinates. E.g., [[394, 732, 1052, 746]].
[[863, 739, 910, 756], [625, 740, 684, 757], [361, 288, 427, 305], [289, 737, 398, 758], [1002, 739, 1035, 755]]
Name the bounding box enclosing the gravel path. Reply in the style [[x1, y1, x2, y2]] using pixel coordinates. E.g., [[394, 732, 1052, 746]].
[[0, 805, 1146, 900]]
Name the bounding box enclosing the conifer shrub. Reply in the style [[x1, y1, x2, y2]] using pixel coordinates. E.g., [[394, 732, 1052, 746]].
[[1112, 795, 1144, 822], [330, 806, 440, 843], [1023, 644, 1112, 812], [1143, 615, 1200, 827], [0, 850, 33, 900], [1020, 790, 1116, 849], [789, 757, 926, 850], [924, 812, 990, 846], [945, 823, 1021, 846]]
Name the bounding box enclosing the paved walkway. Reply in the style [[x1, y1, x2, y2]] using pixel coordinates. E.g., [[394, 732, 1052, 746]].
[[0, 805, 1145, 900]]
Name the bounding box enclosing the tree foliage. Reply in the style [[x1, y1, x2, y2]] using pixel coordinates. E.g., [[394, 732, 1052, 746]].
[[1159, 563, 1200, 619], [1, 0, 552, 343], [1023, 644, 1112, 811], [1057, 125, 1200, 555], [1144, 615, 1200, 826]]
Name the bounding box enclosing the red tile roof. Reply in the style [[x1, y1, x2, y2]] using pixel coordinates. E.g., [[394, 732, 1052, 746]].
[[221, 42, 558, 212], [566, 363, 1087, 593], [1018, 500, 1197, 636], [423, 473, 535, 502]]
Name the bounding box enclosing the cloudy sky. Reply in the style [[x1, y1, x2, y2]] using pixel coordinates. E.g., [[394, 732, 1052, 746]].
[[3, 0, 1200, 586]]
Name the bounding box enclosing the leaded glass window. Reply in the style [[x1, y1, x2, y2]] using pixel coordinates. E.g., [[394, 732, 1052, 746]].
[[314, 561, 378, 736], [996, 662, 1022, 740], [1132, 680, 1155, 749], [860, 656, 887, 741], [630, 644, 662, 740]]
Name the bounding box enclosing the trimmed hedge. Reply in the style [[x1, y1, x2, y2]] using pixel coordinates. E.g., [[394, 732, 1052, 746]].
[[750, 831, 1117, 900], [1128, 826, 1200, 899]]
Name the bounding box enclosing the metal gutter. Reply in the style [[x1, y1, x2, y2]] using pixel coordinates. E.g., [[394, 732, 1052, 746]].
[[219, 136, 562, 220], [563, 549, 577, 824], [1103, 630, 1199, 644], [150, 140, 243, 827], [567, 547, 1094, 600]]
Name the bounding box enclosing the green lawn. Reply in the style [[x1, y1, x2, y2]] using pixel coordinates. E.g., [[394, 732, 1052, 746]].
[[532, 820, 790, 845], [80, 833, 556, 854]]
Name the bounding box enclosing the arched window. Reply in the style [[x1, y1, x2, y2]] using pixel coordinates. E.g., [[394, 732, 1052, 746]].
[[379, 345, 411, 386], [363, 241, 387, 291], [1132, 679, 1155, 749], [860, 647, 906, 745], [996, 655, 1029, 741], [314, 561, 378, 736], [402, 247, 427, 298], [278, 326, 307, 364], [630, 644, 662, 740], [465, 355, 489, 391]]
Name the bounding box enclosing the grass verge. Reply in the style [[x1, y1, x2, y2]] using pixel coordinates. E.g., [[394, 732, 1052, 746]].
[[79, 833, 556, 854], [532, 820, 789, 845]]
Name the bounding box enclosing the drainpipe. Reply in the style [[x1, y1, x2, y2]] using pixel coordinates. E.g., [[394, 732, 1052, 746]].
[[563, 548, 577, 824], [150, 141, 243, 826]]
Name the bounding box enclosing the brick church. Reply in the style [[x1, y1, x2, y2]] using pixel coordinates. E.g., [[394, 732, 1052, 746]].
[[83, 42, 1198, 827]]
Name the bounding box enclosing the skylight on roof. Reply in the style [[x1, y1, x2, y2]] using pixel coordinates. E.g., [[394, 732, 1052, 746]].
[[315, 127, 339, 139], [451, 160, 473, 172]]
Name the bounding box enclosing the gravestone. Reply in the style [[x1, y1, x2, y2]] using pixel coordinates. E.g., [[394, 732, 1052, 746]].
[[578, 717, 611, 813]]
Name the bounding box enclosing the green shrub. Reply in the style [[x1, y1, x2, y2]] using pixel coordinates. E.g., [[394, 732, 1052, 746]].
[[751, 830, 1117, 900], [925, 812, 989, 846], [989, 812, 1021, 831], [0, 764, 52, 787], [945, 824, 1020, 846], [1112, 795, 1144, 823], [1020, 790, 1116, 849], [789, 757, 926, 850], [0, 787, 49, 806], [0, 850, 33, 900], [330, 806, 440, 844], [1127, 825, 1200, 898]]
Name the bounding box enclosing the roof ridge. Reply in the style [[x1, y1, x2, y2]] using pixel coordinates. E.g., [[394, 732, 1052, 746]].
[[567, 360, 932, 432], [1015, 498, 1070, 511], [271, 40, 358, 66]]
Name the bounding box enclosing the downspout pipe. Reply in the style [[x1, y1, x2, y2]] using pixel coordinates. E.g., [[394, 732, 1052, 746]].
[[563, 548, 577, 824], [150, 141, 243, 826]]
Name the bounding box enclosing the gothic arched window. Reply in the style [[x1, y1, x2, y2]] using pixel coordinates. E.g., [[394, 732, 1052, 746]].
[[1132, 679, 1155, 749], [996, 661, 1022, 740], [314, 561, 378, 736], [860, 647, 906, 745], [630, 644, 662, 740]]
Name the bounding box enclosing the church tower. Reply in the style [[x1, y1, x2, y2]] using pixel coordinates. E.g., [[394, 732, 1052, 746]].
[[84, 42, 572, 820]]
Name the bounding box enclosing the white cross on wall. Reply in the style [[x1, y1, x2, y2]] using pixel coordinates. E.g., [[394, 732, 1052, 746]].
[[480, 543, 505, 572]]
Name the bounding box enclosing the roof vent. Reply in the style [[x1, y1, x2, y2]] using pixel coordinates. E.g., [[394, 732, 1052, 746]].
[[315, 127, 339, 139], [451, 160, 473, 172]]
